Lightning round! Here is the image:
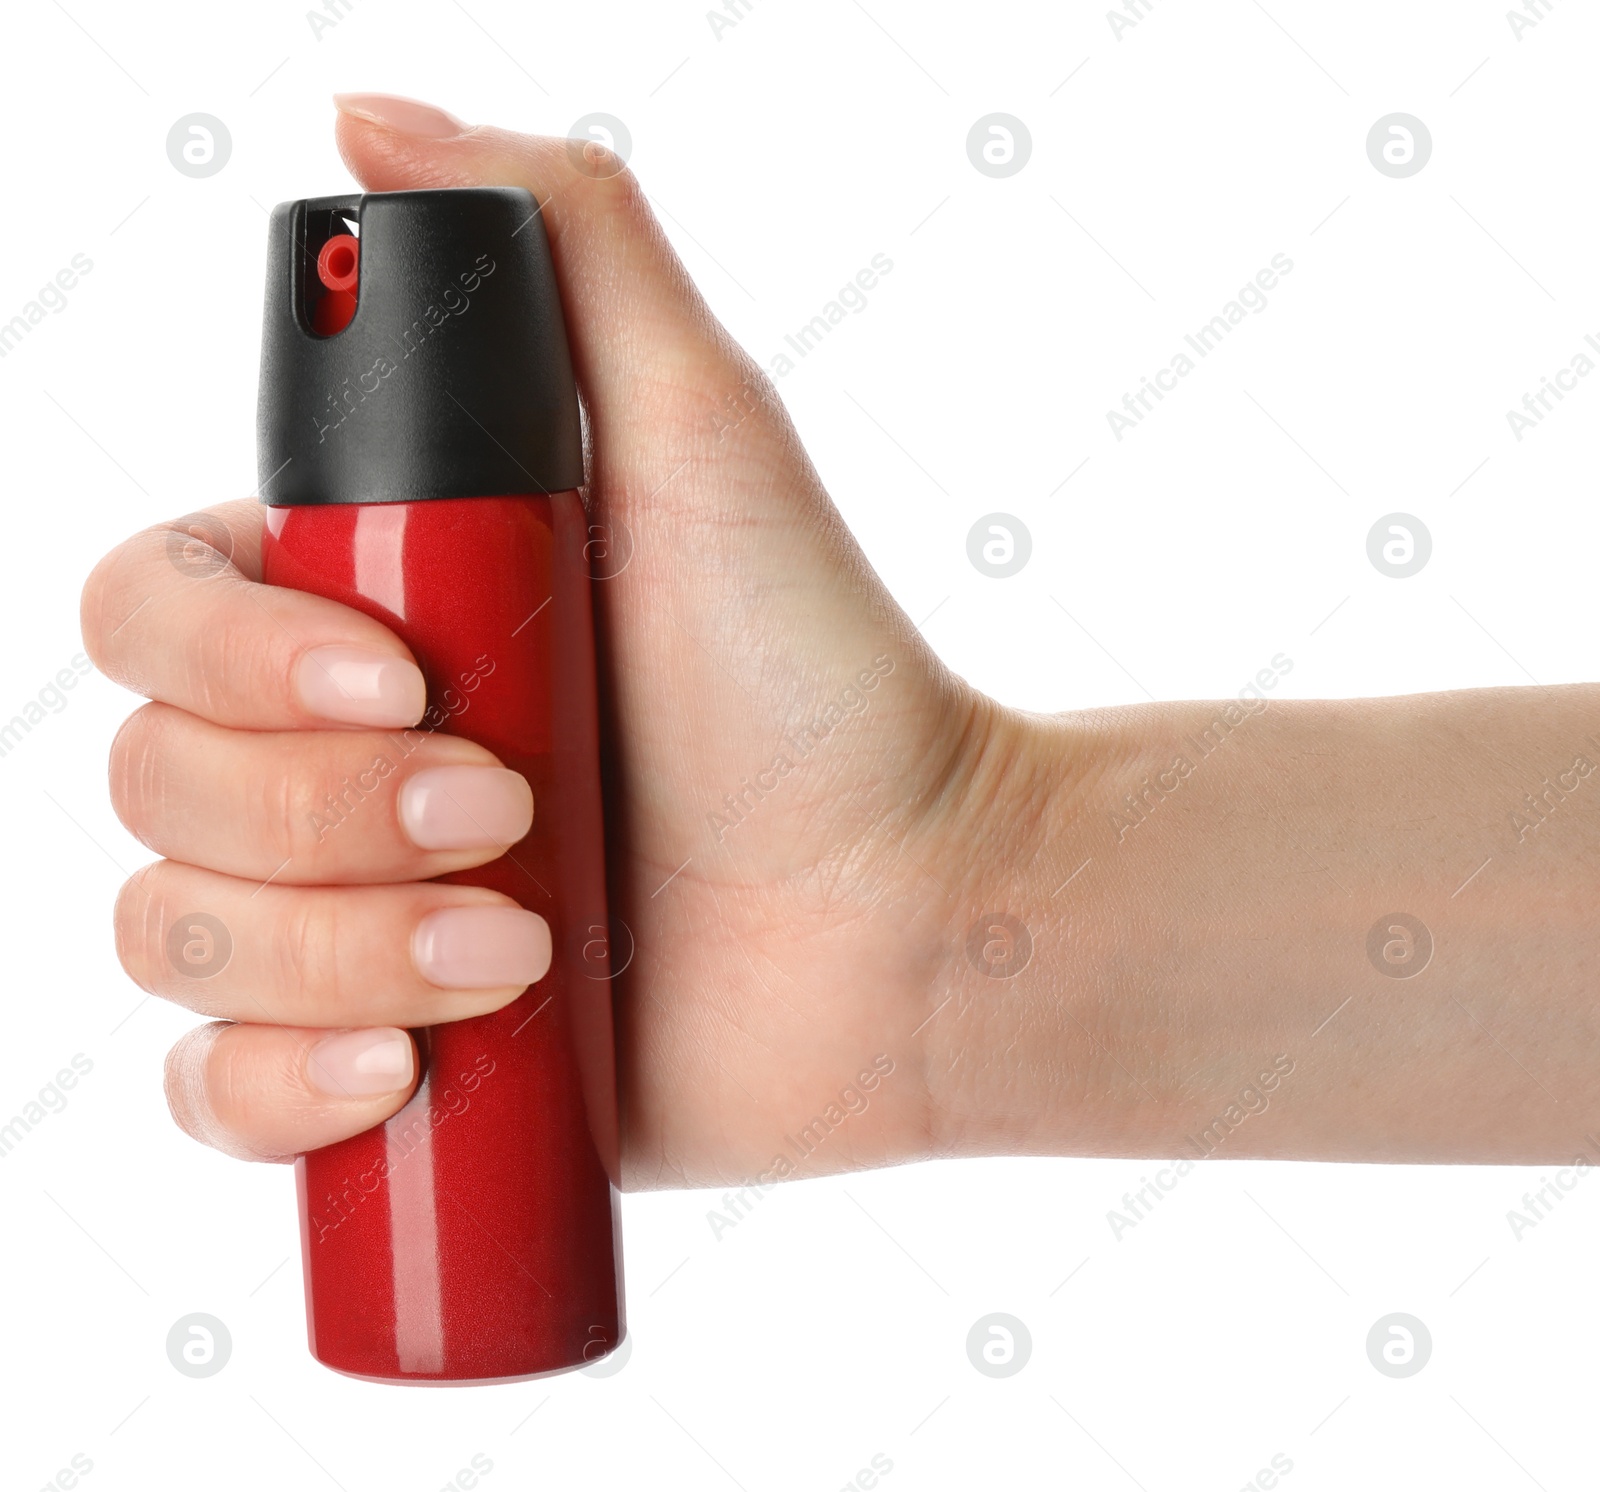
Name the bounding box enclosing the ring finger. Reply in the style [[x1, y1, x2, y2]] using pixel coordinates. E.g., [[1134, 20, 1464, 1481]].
[[117, 859, 552, 1028]]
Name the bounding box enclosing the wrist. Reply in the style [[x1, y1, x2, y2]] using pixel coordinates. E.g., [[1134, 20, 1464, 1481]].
[[908, 695, 1122, 1161]]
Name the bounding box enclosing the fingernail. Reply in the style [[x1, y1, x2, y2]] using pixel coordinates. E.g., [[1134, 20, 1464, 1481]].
[[413, 906, 552, 990], [399, 766, 533, 851], [296, 645, 426, 727], [333, 92, 468, 139], [307, 1028, 414, 1097]]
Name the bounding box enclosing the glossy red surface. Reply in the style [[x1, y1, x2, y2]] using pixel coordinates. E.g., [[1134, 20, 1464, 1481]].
[[310, 234, 359, 336], [262, 493, 624, 1383]]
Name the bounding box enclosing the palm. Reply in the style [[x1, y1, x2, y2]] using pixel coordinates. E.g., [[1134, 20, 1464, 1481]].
[[585, 369, 974, 1186]]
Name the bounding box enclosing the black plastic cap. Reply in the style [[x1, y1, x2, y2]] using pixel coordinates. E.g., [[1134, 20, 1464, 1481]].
[[257, 187, 583, 506]]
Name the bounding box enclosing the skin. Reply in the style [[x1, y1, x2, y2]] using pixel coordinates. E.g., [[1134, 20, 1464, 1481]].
[[82, 103, 1600, 1189]]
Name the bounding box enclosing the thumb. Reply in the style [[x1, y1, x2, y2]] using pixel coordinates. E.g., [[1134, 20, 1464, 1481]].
[[330, 96, 967, 904], [333, 93, 753, 477], [329, 95, 941, 743]]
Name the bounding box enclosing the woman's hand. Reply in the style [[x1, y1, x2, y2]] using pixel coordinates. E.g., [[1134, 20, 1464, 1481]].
[[81, 97, 1031, 1188], [85, 95, 1600, 1186]]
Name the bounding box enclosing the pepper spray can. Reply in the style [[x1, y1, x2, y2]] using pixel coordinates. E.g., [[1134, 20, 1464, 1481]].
[[256, 187, 623, 1383]]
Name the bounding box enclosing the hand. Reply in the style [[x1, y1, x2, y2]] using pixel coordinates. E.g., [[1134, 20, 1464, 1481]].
[[86, 96, 1600, 1186], [81, 96, 1018, 1187]]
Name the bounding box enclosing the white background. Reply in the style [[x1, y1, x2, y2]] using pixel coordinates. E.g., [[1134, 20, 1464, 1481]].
[[2, 1, 1597, 1488]]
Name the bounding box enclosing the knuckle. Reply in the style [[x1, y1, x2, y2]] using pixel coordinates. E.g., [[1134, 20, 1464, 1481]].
[[163, 1023, 227, 1150], [276, 737, 419, 873], [257, 746, 365, 870], [166, 1023, 292, 1163], [184, 609, 274, 723], [278, 893, 341, 1007], [78, 552, 116, 665], [155, 511, 238, 583], [107, 704, 170, 845], [608, 159, 645, 204], [80, 537, 154, 676], [82, 512, 248, 702], [246, 763, 300, 868], [567, 137, 635, 189], [112, 865, 165, 991]]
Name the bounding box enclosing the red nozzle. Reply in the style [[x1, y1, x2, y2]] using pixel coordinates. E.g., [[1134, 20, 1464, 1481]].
[[317, 234, 359, 293], [312, 233, 359, 336]]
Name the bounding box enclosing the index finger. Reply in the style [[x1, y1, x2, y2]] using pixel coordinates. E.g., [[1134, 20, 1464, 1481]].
[[82, 498, 427, 731]]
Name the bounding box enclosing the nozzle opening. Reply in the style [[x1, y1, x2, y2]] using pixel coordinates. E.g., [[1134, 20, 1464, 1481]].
[[302, 201, 362, 338], [317, 234, 360, 293]]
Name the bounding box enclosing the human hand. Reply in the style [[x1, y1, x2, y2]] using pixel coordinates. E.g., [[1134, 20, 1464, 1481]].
[[82, 96, 1018, 1188]]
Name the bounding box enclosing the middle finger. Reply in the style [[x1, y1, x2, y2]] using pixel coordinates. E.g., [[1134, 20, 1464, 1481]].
[[117, 860, 552, 1027], [110, 703, 534, 885]]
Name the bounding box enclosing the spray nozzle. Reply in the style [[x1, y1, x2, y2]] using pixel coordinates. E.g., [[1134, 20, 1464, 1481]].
[[311, 232, 360, 336]]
